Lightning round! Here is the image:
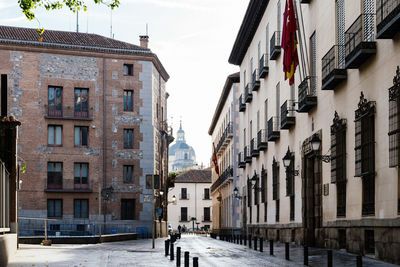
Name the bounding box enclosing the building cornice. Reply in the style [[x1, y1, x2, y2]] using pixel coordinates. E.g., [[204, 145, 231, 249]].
[[208, 72, 240, 135], [228, 0, 270, 66]]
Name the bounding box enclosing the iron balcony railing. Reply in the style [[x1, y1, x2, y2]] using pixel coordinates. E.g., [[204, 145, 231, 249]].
[[257, 129, 268, 151], [239, 95, 246, 112], [202, 215, 212, 222], [376, 0, 400, 38], [259, 54, 269, 78], [179, 216, 189, 222], [252, 69, 260, 91], [298, 76, 318, 112], [216, 122, 233, 153], [210, 166, 233, 192], [244, 146, 252, 163], [45, 105, 93, 120], [245, 84, 253, 103], [267, 117, 280, 141], [345, 14, 376, 69], [250, 138, 259, 157], [0, 161, 10, 232], [238, 152, 245, 168], [270, 31, 281, 60], [321, 45, 347, 90], [179, 193, 190, 200], [280, 100, 296, 130]]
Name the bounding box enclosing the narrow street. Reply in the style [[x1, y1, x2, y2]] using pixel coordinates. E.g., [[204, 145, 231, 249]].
[[8, 234, 397, 267]]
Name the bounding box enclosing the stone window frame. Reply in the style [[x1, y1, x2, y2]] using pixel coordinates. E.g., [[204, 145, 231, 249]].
[[47, 199, 63, 218], [121, 199, 136, 220], [74, 126, 89, 147], [123, 129, 134, 149], [123, 165, 134, 184], [123, 64, 134, 76], [123, 90, 134, 112], [73, 199, 89, 219], [47, 124, 62, 147]]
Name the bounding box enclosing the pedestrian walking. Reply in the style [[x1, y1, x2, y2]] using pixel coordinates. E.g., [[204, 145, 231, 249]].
[[178, 224, 182, 234]]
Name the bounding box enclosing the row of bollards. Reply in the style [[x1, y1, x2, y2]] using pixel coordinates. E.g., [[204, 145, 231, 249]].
[[164, 233, 199, 267], [216, 234, 364, 266]]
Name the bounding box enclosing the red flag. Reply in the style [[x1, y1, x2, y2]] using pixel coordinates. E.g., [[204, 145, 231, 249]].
[[281, 0, 299, 86], [212, 143, 219, 175]]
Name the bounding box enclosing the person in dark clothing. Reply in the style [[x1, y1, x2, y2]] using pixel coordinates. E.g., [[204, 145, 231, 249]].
[[178, 224, 182, 234]]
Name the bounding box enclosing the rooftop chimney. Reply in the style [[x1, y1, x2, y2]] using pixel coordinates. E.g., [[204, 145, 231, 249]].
[[139, 35, 149, 48]]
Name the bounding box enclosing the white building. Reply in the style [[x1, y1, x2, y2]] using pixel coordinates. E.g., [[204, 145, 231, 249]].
[[167, 169, 212, 231], [169, 122, 197, 171]]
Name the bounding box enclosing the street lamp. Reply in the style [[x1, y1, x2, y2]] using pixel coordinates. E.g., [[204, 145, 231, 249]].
[[233, 187, 242, 199], [251, 171, 262, 191], [282, 147, 299, 176], [309, 134, 331, 163]]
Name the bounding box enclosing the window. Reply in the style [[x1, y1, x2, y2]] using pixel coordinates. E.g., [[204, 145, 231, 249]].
[[181, 188, 187, 199], [123, 165, 133, 183], [48, 86, 62, 116], [264, 203, 267, 222], [121, 199, 135, 220], [203, 207, 210, 222], [254, 173, 259, 205], [47, 162, 62, 189], [123, 64, 133, 76], [285, 154, 294, 197], [331, 111, 347, 217], [48, 125, 62, 146], [74, 199, 88, 218], [124, 129, 134, 148], [74, 126, 88, 147], [247, 177, 252, 208], [47, 199, 62, 218], [123, 90, 133, 111], [354, 92, 376, 216], [272, 159, 279, 200], [74, 88, 88, 118], [180, 207, 188, 221], [204, 188, 210, 200], [276, 199, 280, 222], [74, 163, 89, 189]]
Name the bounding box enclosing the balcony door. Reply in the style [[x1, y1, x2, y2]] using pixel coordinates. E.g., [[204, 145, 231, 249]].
[[74, 88, 88, 118], [48, 86, 62, 117]]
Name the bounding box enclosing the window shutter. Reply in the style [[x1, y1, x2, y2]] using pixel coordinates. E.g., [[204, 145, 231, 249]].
[[354, 119, 362, 177], [261, 169, 266, 203], [247, 179, 251, 208], [331, 126, 337, 183], [272, 160, 278, 200]]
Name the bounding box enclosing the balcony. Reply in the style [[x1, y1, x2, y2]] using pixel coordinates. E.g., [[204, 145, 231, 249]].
[[270, 31, 281, 60], [280, 100, 296, 130], [376, 0, 400, 39], [216, 122, 233, 154], [202, 216, 212, 222], [45, 105, 93, 121], [298, 76, 317, 113], [345, 14, 376, 69], [244, 84, 253, 103], [252, 69, 260, 91], [257, 129, 268, 151], [250, 138, 259, 157], [179, 193, 190, 200], [267, 117, 280, 141], [321, 45, 347, 90], [244, 146, 252, 163], [259, 54, 269, 78], [210, 166, 233, 193], [300, 0, 310, 3], [239, 95, 246, 112], [45, 182, 92, 193], [238, 152, 246, 168]]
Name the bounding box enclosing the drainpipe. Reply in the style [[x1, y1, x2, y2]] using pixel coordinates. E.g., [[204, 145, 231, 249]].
[[102, 58, 107, 226]]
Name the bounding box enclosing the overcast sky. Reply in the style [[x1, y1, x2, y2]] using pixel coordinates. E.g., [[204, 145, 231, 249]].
[[0, 0, 248, 166]]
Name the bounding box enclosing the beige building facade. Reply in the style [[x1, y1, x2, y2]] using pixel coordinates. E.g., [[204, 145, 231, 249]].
[[221, 0, 400, 264], [167, 169, 212, 231]]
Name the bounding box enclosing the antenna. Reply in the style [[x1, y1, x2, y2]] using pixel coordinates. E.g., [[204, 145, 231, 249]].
[[86, 11, 88, 33], [146, 23, 148, 35], [110, 9, 113, 38], [76, 10, 79, 32]]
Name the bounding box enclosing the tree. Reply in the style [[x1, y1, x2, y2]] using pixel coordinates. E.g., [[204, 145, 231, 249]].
[[18, 0, 120, 20]]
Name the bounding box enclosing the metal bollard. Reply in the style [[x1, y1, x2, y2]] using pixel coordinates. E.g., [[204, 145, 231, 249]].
[[254, 236, 257, 251], [260, 237, 263, 252], [184, 251, 190, 267], [327, 250, 332, 267], [356, 255, 363, 267], [165, 239, 170, 256], [269, 240, 274, 255], [177, 247, 181, 267], [244, 234, 247, 246], [193, 257, 198, 267], [240, 235, 243, 245], [304, 246, 309, 266], [249, 235, 252, 248], [285, 242, 289, 260], [170, 242, 174, 261]]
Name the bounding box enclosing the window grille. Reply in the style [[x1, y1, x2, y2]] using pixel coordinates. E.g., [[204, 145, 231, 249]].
[[272, 158, 279, 200], [389, 66, 400, 167], [261, 167, 267, 203]]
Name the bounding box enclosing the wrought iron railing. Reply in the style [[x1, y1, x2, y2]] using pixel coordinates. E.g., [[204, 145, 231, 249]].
[[0, 161, 10, 232], [268, 117, 280, 140], [245, 84, 252, 103], [259, 54, 269, 78], [345, 14, 375, 58], [239, 95, 246, 112], [270, 31, 281, 59], [252, 69, 260, 91], [257, 129, 268, 150], [216, 122, 233, 153], [376, 0, 400, 34], [210, 166, 233, 192], [250, 138, 259, 156], [45, 105, 93, 120], [299, 76, 317, 104], [281, 100, 296, 128], [322, 45, 346, 82]]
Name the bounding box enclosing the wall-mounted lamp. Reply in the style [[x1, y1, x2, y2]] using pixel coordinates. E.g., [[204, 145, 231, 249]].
[[282, 146, 299, 176], [309, 134, 331, 163], [250, 171, 263, 191], [233, 187, 242, 199]]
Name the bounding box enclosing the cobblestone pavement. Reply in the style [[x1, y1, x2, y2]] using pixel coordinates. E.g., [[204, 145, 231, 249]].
[[8, 234, 398, 266]]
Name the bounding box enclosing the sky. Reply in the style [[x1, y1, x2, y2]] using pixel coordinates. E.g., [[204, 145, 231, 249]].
[[0, 0, 248, 167]]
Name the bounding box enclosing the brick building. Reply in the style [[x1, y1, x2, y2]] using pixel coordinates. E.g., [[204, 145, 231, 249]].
[[0, 25, 171, 236]]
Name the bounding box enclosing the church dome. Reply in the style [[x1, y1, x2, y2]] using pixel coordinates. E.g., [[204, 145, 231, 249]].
[[168, 121, 197, 171]]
